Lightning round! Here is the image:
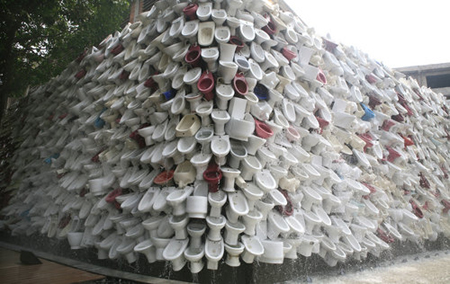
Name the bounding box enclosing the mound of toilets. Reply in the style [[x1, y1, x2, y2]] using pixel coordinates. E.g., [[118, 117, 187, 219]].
[[2, 0, 450, 276]]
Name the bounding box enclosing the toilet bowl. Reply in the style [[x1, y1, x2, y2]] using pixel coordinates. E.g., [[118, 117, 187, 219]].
[[255, 170, 277, 192], [239, 21, 255, 42], [152, 187, 175, 213], [169, 214, 190, 239], [187, 222, 207, 251], [198, 71, 215, 101], [198, 21, 215, 46], [312, 205, 331, 227], [234, 54, 250, 73], [228, 141, 248, 168], [254, 119, 274, 139], [224, 242, 245, 267], [201, 47, 220, 72], [258, 240, 284, 264], [218, 61, 238, 84], [211, 109, 230, 135], [67, 232, 84, 249], [138, 188, 160, 213], [302, 209, 322, 234], [134, 239, 157, 263], [196, 100, 214, 126], [184, 92, 203, 112], [239, 155, 262, 181], [166, 186, 194, 216], [190, 152, 213, 180], [185, 45, 202, 68], [183, 3, 199, 21], [162, 139, 184, 165], [142, 215, 163, 238], [301, 187, 323, 211], [184, 245, 205, 273], [162, 237, 189, 271], [243, 134, 266, 155], [176, 114, 201, 137], [194, 127, 214, 154], [211, 135, 231, 165], [241, 235, 264, 263], [238, 182, 262, 210], [173, 161, 196, 188], [205, 237, 224, 270], [182, 20, 200, 43], [116, 238, 137, 263], [225, 115, 256, 141], [203, 163, 223, 192], [208, 190, 227, 218], [215, 82, 235, 110], [206, 215, 227, 240], [221, 167, 241, 192], [226, 191, 249, 223], [342, 233, 362, 253], [224, 219, 246, 246], [242, 209, 263, 236], [210, 23, 229, 44], [212, 9, 227, 25], [151, 236, 171, 261], [196, 2, 212, 21], [297, 235, 318, 257], [267, 211, 290, 239]]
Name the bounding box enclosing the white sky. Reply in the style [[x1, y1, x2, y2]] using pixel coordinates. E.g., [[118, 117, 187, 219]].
[[283, 0, 450, 68]]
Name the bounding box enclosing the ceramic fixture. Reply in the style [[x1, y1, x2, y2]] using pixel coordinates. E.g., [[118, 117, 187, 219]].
[[142, 216, 163, 238], [196, 2, 213, 21], [176, 114, 201, 137], [240, 155, 262, 181], [254, 119, 274, 139], [267, 211, 290, 240], [194, 127, 214, 154], [184, 245, 205, 273], [201, 47, 220, 72], [242, 210, 263, 236], [239, 22, 255, 42], [215, 82, 235, 110], [219, 42, 237, 62], [258, 240, 284, 264], [173, 161, 196, 188], [182, 20, 200, 43], [233, 73, 248, 96], [208, 190, 227, 218], [224, 242, 245, 267], [185, 92, 203, 112], [162, 238, 189, 271], [198, 21, 215, 46], [166, 186, 194, 216], [226, 191, 249, 223], [211, 135, 231, 165], [196, 101, 214, 126], [116, 238, 137, 263], [221, 167, 241, 192], [225, 115, 255, 141], [197, 71, 216, 101], [186, 195, 209, 219], [134, 239, 157, 263], [302, 210, 322, 235], [187, 222, 206, 251], [206, 215, 227, 241], [224, 220, 246, 245], [234, 54, 250, 72], [183, 3, 199, 21], [67, 232, 84, 249], [185, 45, 202, 68], [218, 61, 238, 84], [205, 237, 224, 270], [241, 235, 264, 263], [242, 182, 264, 211], [138, 188, 160, 213], [215, 26, 231, 44], [169, 214, 190, 239], [203, 163, 223, 192], [255, 170, 277, 192], [228, 141, 248, 168], [243, 135, 266, 155], [211, 109, 230, 135], [212, 9, 227, 25], [226, 0, 243, 17]]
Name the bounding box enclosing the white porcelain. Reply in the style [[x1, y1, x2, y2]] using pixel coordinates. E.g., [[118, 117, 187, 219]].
[[228, 141, 248, 168], [212, 9, 227, 25], [169, 214, 190, 239], [201, 47, 220, 72], [186, 195, 209, 219], [239, 155, 262, 181], [255, 169, 277, 192], [297, 235, 318, 257], [208, 190, 227, 218], [215, 26, 231, 44], [224, 242, 244, 267], [243, 134, 266, 155], [258, 240, 284, 264], [224, 220, 246, 246], [211, 135, 231, 165], [221, 167, 241, 192], [215, 82, 235, 110], [241, 235, 264, 263], [218, 60, 238, 84], [182, 20, 200, 43], [211, 109, 230, 135], [196, 101, 213, 126], [162, 237, 189, 271], [190, 152, 213, 180], [219, 43, 237, 62], [134, 239, 157, 263], [67, 232, 84, 249], [116, 238, 137, 263], [242, 209, 263, 236], [267, 211, 290, 240], [205, 237, 224, 270], [225, 115, 255, 141], [142, 216, 163, 238], [206, 215, 227, 241], [177, 136, 197, 158], [194, 127, 214, 154], [239, 21, 255, 42], [197, 2, 213, 21], [166, 186, 194, 216], [226, 191, 249, 223]]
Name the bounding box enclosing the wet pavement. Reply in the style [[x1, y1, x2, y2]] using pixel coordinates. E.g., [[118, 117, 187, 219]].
[[286, 250, 450, 284]]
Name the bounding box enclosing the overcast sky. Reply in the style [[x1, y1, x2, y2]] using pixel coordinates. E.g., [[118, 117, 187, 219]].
[[284, 0, 450, 68]]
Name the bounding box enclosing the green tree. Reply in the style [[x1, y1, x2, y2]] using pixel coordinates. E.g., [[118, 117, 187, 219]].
[[0, 0, 130, 122]]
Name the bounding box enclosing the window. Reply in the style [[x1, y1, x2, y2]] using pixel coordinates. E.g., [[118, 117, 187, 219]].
[[426, 73, 450, 89]]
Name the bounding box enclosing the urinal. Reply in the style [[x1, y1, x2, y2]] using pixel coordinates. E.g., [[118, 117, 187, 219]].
[[134, 239, 156, 263], [176, 114, 201, 137], [219, 42, 236, 62], [162, 237, 189, 271], [239, 155, 262, 181], [239, 21, 255, 42], [218, 61, 238, 84], [241, 235, 264, 264], [221, 167, 241, 192], [212, 9, 227, 25], [166, 186, 194, 216], [184, 245, 205, 273], [198, 71, 215, 101], [255, 170, 277, 192], [205, 237, 224, 270], [142, 216, 163, 238], [201, 47, 219, 72], [224, 220, 246, 245], [194, 126, 214, 153], [190, 152, 213, 180], [182, 20, 200, 43], [228, 141, 248, 168], [258, 240, 284, 264], [224, 242, 244, 267], [203, 163, 223, 192], [196, 2, 212, 21], [211, 135, 231, 165], [215, 82, 235, 110], [196, 100, 213, 126], [173, 161, 196, 188], [210, 109, 230, 136], [242, 210, 263, 236], [226, 190, 249, 223], [198, 21, 215, 46], [169, 214, 190, 240]]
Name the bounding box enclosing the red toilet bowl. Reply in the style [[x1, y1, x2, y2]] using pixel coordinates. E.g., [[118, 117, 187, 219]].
[[197, 71, 215, 101], [183, 3, 198, 21], [254, 118, 273, 139], [233, 73, 248, 96], [185, 44, 202, 67]]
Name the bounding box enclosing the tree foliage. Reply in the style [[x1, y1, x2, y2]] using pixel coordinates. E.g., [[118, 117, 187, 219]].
[[0, 0, 130, 120]]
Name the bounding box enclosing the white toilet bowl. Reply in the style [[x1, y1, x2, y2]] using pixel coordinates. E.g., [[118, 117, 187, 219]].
[[162, 237, 189, 271], [215, 82, 235, 110], [221, 167, 241, 192], [208, 190, 227, 218], [255, 169, 277, 192], [211, 135, 231, 165], [241, 182, 264, 211], [184, 245, 205, 273], [190, 153, 213, 180], [226, 191, 249, 223], [224, 242, 245, 267], [267, 211, 290, 240], [224, 220, 246, 245], [211, 109, 230, 135], [134, 239, 157, 263], [241, 235, 264, 264], [239, 155, 262, 181], [205, 237, 224, 270], [166, 186, 194, 216], [169, 214, 190, 240], [228, 141, 248, 168], [206, 215, 227, 241]]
